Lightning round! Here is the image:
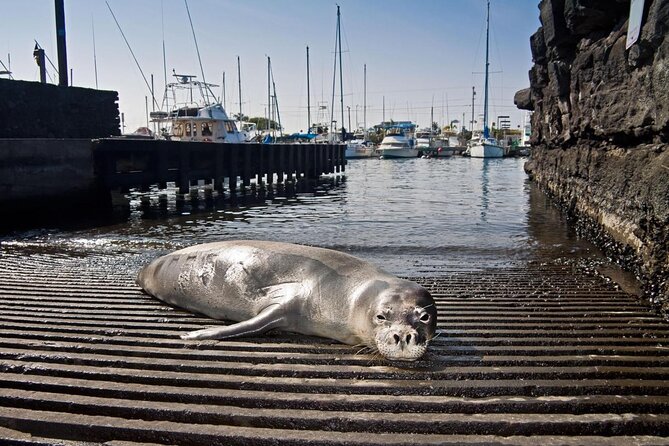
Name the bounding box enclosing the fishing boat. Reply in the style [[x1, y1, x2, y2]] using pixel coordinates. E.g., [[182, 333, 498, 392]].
[[377, 123, 419, 159], [469, 0, 504, 158], [151, 73, 248, 144]]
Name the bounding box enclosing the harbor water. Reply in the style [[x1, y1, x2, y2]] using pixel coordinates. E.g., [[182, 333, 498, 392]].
[[0, 156, 606, 277]]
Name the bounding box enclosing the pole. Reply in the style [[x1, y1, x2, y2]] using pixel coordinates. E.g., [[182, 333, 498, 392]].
[[306, 46, 311, 132], [33, 46, 46, 83], [347, 106, 351, 134], [54, 0, 68, 87]]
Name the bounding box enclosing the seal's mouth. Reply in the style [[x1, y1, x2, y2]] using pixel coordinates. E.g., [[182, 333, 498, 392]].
[[374, 326, 429, 361]]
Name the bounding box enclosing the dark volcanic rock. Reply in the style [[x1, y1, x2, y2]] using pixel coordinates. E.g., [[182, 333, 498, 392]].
[[519, 0, 669, 305]]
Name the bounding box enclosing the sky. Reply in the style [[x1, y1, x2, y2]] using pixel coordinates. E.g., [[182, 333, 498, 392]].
[[0, 0, 541, 134]]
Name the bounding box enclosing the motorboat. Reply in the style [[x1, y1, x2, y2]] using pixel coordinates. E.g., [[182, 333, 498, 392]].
[[377, 124, 419, 159], [151, 73, 248, 144]]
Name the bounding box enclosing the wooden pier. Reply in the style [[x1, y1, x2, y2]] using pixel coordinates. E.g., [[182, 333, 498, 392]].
[[93, 139, 346, 194], [1, 250, 668, 444]]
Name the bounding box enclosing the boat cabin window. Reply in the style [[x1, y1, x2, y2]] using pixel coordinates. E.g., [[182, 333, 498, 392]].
[[173, 123, 184, 137], [224, 121, 237, 134], [185, 122, 197, 137], [202, 122, 213, 136]]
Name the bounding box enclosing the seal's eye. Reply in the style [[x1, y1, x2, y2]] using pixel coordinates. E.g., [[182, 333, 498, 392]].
[[420, 313, 430, 322], [376, 314, 386, 321]]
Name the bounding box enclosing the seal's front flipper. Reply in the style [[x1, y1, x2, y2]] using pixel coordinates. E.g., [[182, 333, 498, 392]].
[[181, 304, 287, 340]]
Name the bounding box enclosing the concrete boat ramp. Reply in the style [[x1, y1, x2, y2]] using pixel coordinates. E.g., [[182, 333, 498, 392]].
[[1, 251, 668, 445]]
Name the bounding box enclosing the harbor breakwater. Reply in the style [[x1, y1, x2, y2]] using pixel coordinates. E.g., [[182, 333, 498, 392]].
[[516, 0, 669, 305]]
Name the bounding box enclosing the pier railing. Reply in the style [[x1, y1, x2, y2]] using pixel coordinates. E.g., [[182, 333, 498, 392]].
[[93, 139, 346, 193]]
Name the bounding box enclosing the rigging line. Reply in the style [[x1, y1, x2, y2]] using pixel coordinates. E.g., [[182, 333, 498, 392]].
[[92, 15, 98, 89], [104, 2, 159, 109], [270, 63, 282, 135], [183, 0, 211, 105], [161, 0, 168, 110]]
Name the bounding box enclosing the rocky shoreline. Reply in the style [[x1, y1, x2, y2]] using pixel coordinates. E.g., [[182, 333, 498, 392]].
[[516, 0, 668, 305]]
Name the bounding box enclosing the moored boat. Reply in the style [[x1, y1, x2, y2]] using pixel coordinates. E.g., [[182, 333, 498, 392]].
[[469, 0, 504, 159], [377, 123, 419, 159], [151, 73, 248, 144]]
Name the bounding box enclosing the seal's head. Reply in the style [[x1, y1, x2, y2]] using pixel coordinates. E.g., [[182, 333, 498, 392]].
[[366, 282, 437, 361]]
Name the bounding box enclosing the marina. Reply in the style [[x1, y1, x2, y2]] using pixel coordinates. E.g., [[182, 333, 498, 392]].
[[1, 0, 668, 443]]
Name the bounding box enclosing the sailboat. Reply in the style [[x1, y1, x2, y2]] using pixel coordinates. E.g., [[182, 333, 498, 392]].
[[469, 0, 504, 159]]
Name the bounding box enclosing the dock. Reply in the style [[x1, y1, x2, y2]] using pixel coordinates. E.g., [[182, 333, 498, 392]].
[[94, 139, 347, 195], [1, 251, 668, 444]]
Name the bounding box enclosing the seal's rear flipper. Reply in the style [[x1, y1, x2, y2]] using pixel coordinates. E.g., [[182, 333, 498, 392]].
[[181, 304, 287, 340]]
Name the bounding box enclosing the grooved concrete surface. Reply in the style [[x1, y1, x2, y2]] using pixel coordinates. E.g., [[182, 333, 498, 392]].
[[1, 253, 668, 445]]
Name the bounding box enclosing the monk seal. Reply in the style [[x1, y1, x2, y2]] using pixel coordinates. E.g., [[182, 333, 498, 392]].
[[137, 240, 437, 361]]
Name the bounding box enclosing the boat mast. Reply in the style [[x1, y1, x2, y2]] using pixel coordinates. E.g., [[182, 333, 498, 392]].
[[306, 46, 311, 132], [483, 0, 490, 139], [237, 56, 242, 124], [267, 56, 271, 134], [363, 63, 367, 133], [337, 5, 345, 141]]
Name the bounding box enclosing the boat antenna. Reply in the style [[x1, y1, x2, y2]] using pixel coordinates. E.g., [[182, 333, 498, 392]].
[[184, 0, 210, 104], [105, 1, 159, 109]]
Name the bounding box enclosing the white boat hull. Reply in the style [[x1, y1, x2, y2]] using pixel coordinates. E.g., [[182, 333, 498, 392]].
[[345, 145, 377, 159], [378, 147, 420, 158], [469, 142, 504, 158]]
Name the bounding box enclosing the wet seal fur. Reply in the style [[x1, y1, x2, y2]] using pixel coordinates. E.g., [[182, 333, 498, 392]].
[[137, 240, 437, 361]]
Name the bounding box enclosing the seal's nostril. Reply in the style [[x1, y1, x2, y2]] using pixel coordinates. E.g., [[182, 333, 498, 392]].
[[406, 334, 412, 344], [393, 334, 400, 344]]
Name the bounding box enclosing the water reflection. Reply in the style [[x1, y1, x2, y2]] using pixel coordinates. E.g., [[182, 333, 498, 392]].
[[0, 157, 606, 276]]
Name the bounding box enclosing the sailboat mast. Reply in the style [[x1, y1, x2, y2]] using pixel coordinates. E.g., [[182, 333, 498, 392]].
[[267, 56, 271, 133], [483, 0, 490, 139], [237, 56, 242, 123], [337, 5, 345, 140], [306, 46, 311, 132], [363, 63, 367, 132]]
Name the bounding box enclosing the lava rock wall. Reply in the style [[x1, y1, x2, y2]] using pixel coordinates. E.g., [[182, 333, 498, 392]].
[[0, 78, 120, 138], [517, 0, 668, 304]]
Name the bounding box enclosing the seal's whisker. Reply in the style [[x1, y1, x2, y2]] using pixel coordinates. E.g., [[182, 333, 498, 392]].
[[430, 331, 443, 341]]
